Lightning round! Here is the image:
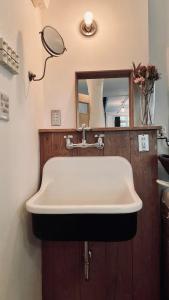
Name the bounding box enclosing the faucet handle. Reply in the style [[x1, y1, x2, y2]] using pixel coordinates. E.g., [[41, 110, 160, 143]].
[[64, 135, 73, 139]]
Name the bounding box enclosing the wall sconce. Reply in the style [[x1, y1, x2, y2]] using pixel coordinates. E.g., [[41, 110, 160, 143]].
[[80, 11, 97, 37]]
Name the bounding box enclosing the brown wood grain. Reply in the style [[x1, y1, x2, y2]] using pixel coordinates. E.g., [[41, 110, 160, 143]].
[[105, 241, 133, 300], [42, 241, 81, 300], [40, 132, 78, 174], [161, 201, 169, 300], [77, 131, 104, 156], [39, 126, 161, 133], [80, 242, 107, 300], [104, 131, 130, 160], [76, 69, 132, 79], [40, 129, 160, 300], [130, 130, 160, 300]]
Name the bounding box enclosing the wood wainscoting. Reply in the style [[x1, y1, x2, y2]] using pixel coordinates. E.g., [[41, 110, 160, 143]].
[[39, 127, 160, 300]]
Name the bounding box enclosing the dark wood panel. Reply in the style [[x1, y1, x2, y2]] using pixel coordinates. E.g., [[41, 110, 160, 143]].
[[80, 242, 107, 300], [40, 129, 160, 300], [40, 133, 53, 172], [76, 69, 132, 79], [39, 125, 161, 134], [77, 132, 104, 156], [130, 131, 160, 300], [42, 242, 81, 300], [103, 131, 133, 300], [39, 126, 161, 133], [104, 131, 130, 160], [105, 241, 133, 300], [40, 132, 78, 174], [161, 202, 169, 300], [51, 132, 78, 157]]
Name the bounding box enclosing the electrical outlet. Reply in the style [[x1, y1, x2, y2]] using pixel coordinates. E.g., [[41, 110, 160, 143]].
[[51, 110, 61, 126], [138, 134, 149, 152], [0, 92, 9, 121]]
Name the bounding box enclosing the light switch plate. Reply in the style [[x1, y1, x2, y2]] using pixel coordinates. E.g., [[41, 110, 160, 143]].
[[51, 110, 61, 126], [0, 92, 9, 121], [31, 0, 50, 8], [138, 134, 149, 152]]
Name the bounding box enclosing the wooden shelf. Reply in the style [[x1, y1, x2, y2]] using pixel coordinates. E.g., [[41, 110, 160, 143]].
[[39, 126, 161, 133]]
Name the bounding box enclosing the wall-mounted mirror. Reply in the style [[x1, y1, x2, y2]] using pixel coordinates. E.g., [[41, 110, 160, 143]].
[[29, 26, 66, 82], [76, 70, 134, 128]]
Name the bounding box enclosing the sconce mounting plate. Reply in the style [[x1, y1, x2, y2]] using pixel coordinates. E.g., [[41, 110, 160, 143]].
[[80, 20, 97, 37]]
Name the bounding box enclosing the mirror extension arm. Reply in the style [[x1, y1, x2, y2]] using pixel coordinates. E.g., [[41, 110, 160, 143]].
[[28, 55, 54, 82]]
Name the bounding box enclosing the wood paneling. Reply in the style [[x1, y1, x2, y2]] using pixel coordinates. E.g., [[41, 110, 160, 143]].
[[42, 242, 81, 300], [104, 131, 130, 159], [77, 132, 104, 156], [39, 126, 161, 133], [40, 132, 78, 173], [130, 130, 160, 300], [40, 129, 160, 300], [106, 241, 133, 300], [80, 242, 107, 300]]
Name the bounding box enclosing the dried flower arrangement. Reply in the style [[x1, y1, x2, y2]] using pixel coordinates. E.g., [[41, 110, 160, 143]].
[[132, 62, 160, 125]]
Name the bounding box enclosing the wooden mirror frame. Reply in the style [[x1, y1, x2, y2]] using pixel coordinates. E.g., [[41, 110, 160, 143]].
[[75, 69, 134, 129]]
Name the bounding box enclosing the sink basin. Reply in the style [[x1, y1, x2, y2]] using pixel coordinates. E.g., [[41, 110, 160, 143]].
[[26, 156, 142, 241], [159, 154, 169, 174]]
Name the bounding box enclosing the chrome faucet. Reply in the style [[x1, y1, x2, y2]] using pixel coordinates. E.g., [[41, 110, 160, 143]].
[[64, 124, 104, 150], [78, 124, 91, 146]]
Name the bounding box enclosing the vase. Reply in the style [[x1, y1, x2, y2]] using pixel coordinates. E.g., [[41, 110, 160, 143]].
[[140, 86, 155, 125]]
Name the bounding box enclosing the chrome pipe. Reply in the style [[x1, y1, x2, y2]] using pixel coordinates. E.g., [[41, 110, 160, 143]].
[[84, 241, 92, 281]]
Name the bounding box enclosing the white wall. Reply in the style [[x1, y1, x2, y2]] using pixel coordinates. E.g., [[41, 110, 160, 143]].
[[0, 1, 167, 299], [41, 0, 149, 128], [149, 0, 169, 179], [0, 1, 44, 299]]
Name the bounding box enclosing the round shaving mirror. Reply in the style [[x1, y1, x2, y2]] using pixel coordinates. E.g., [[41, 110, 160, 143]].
[[41, 26, 66, 56], [28, 26, 66, 82]]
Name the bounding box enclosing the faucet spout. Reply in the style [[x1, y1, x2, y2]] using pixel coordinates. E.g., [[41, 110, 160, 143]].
[[82, 124, 86, 143], [64, 128, 104, 150], [78, 124, 91, 144]]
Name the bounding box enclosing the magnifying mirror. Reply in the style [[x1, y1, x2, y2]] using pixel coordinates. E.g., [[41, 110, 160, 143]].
[[29, 26, 66, 82]]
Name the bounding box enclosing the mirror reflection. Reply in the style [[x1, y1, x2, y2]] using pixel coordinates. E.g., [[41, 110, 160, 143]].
[[77, 77, 129, 128], [42, 26, 66, 55]]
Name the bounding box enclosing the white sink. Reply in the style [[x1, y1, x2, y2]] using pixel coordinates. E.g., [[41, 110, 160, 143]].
[[26, 156, 142, 241], [26, 156, 142, 214]]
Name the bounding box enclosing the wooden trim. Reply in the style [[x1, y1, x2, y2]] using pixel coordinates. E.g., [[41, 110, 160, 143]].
[[75, 69, 132, 79], [39, 126, 161, 133]]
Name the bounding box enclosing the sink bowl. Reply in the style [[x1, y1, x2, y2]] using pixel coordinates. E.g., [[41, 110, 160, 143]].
[[159, 154, 169, 174], [26, 156, 142, 241]]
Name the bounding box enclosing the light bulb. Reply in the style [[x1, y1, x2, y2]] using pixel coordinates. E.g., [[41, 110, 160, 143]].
[[121, 107, 125, 113], [80, 11, 97, 36], [83, 11, 93, 27]]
